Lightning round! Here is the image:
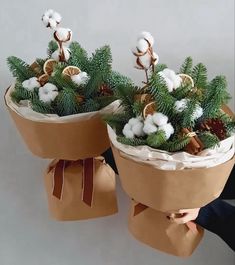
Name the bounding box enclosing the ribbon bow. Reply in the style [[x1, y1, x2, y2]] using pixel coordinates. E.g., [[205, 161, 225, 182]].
[[49, 158, 95, 207]]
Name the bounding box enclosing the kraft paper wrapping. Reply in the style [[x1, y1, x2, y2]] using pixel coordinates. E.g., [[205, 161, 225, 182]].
[[5, 85, 120, 160], [112, 145, 235, 212], [128, 200, 204, 257], [44, 157, 118, 221]]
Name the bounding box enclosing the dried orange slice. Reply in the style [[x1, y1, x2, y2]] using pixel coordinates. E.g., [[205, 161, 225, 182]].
[[43, 59, 57, 75], [135, 93, 152, 104], [30, 61, 42, 76], [62, 66, 81, 77], [143, 101, 157, 118], [179, 74, 194, 87], [38, 73, 49, 86]]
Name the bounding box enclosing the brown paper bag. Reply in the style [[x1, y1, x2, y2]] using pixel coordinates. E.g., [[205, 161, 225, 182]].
[[44, 157, 118, 221], [128, 200, 204, 257], [112, 145, 235, 212], [5, 87, 110, 160]]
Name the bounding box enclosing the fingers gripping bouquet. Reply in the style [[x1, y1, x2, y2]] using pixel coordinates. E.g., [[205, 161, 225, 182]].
[[105, 32, 235, 256], [5, 9, 135, 220]]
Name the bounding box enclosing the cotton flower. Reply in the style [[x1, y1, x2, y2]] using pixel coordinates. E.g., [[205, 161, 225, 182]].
[[136, 38, 149, 53], [122, 117, 145, 138], [152, 112, 168, 126], [22, 77, 41, 91], [143, 122, 158, 135], [138, 53, 152, 69], [174, 99, 189, 112], [71, 72, 90, 86], [158, 123, 174, 140], [138, 31, 154, 47], [158, 68, 182, 92], [54, 27, 72, 42], [51, 47, 71, 61], [38, 83, 58, 103], [42, 9, 62, 29], [192, 105, 203, 120]]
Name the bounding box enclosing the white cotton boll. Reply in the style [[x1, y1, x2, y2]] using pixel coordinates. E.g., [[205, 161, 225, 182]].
[[55, 27, 72, 42], [174, 99, 188, 112], [152, 112, 168, 126], [143, 123, 158, 135], [192, 105, 203, 120], [38, 83, 58, 103], [139, 53, 152, 69], [48, 18, 57, 29], [145, 114, 154, 125], [71, 72, 90, 85], [172, 75, 182, 89], [162, 68, 176, 80], [159, 123, 174, 140], [42, 9, 62, 29], [128, 117, 141, 127], [164, 77, 174, 92], [136, 38, 149, 53], [132, 122, 145, 137], [22, 77, 41, 91], [138, 31, 154, 46], [123, 124, 134, 139]]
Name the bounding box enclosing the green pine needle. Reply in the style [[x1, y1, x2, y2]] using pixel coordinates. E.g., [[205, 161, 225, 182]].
[[117, 136, 147, 146], [147, 130, 167, 148], [192, 63, 207, 88], [198, 132, 220, 149], [7, 56, 35, 82], [180, 57, 193, 75]]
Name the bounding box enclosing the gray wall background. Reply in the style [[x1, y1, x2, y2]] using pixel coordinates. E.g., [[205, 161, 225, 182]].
[[0, 0, 234, 265]]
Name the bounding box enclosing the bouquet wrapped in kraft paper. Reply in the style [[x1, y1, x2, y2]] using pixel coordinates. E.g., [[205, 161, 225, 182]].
[[105, 31, 235, 256], [5, 9, 135, 220]]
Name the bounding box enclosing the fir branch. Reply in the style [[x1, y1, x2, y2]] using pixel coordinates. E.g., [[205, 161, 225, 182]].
[[147, 72, 176, 117], [117, 136, 147, 146], [31, 98, 55, 114], [10, 83, 32, 103], [55, 88, 79, 116], [78, 98, 100, 113], [154, 64, 168, 73], [180, 57, 193, 75], [160, 136, 191, 152], [180, 98, 198, 128], [68, 42, 90, 72], [114, 84, 137, 117], [106, 71, 133, 90], [47, 40, 58, 57], [202, 75, 230, 119], [172, 84, 192, 100], [198, 132, 220, 149], [7, 56, 35, 82], [147, 130, 167, 148], [191, 63, 207, 88], [103, 113, 130, 132], [95, 95, 116, 109]]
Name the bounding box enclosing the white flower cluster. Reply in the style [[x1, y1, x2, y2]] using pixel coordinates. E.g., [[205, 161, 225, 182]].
[[143, 113, 174, 140], [174, 99, 203, 120], [22, 77, 59, 103], [122, 113, 174, 140], [71, 72, 90, 86], [42, 9, 62, 29], [122, 117, 145, 139], [42, 9, 72, 62], [158, 68, 182, 92], [132, 31, 159, 70]]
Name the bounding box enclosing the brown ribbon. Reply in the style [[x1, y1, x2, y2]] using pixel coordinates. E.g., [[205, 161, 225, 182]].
[[133, 202, 198, 233], [50, 158, 95, 207]]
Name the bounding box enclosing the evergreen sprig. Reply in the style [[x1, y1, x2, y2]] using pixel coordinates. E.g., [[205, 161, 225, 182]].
[[7, 56, 35, 82], [147, 130, 167, 148], [191, 63, 207, 88], [117, 136, 147, 146], [198, 132, 220, 149], [180, 57, 193, 75]]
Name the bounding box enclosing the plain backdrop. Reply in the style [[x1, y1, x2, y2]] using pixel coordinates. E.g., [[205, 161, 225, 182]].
[[0, 0, 234, 265]]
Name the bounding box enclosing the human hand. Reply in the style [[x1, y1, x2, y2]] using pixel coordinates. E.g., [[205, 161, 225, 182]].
[[167, 208, 200, 224]]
